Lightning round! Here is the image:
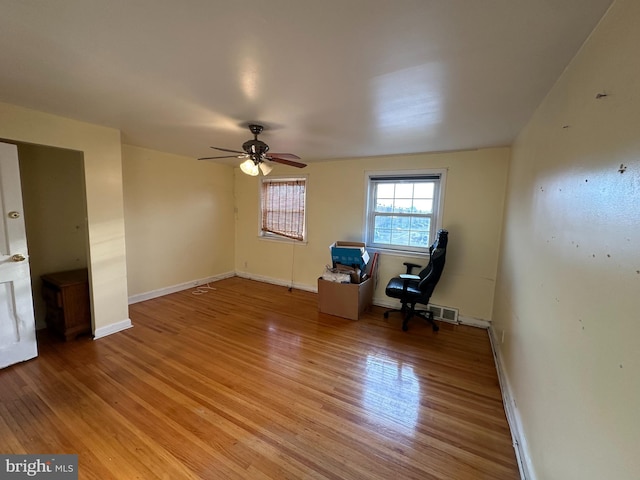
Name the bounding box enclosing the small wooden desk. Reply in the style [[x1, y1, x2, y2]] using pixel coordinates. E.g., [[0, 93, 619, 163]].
[[41, 268, 91, 341]]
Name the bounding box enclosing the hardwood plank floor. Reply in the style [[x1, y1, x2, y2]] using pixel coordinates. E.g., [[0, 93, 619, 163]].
[[0, 277, 519, 479]]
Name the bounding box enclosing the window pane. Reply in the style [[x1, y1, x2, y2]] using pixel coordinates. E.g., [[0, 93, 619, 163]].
[[391, 216, 411, 230], [409, 231, 430, 247], [393, 198, 412, 213], [412, 199, 433, 214], [375, 198, 393, 213], [374, 215, 392, 230], [374, 228, 391, 244], [377, 183, 395, 198], [395, 183, 413, 198], [391, 230, 410, 246], [414, 182, 434, 198], [410, 216, 431, 231]]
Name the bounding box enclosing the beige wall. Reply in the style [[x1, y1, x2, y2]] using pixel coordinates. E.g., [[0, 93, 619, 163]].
[[235, 147, 510, 321], [122, 145, 235, 296], [18, 144, 88, 328], [0, 101, 129, 332], [492, 1, 640, 478]]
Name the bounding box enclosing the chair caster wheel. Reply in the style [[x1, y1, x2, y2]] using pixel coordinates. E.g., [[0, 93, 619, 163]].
[[433, 324, 439, 332], [402, 324, 408, 332], [383, 312, 389, 319]]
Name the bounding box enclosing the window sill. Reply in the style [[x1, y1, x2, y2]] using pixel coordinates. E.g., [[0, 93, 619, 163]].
[[258, 234, 308, 246]]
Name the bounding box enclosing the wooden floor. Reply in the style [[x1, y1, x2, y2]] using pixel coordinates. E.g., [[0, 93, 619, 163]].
[[0, 277, 519, 479]]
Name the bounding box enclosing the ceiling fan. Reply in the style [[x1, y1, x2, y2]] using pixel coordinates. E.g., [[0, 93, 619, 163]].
[[198, 124, 306, 176]]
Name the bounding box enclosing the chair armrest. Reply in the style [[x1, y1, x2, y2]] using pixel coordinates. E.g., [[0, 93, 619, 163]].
[[399, 274, 420, 280], [403, 262, 422, 274]]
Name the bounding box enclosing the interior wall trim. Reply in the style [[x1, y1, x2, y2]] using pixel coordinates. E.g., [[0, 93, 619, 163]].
[[127, 271, 236, 305], [457, 315, 490, 329], [93, 318, 133, 340], [488, 325, 535, 480], [235, 271, 317, 293]]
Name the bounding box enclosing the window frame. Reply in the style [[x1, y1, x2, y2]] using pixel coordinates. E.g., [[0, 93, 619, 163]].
[[364, 169, 446, 256], [258, 175, 308, 243]]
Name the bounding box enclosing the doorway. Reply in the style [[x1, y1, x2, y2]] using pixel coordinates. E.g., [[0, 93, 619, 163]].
[[15, 142, 90, 330]]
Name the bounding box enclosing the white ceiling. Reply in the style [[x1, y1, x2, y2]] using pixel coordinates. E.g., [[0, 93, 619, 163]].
[[0, 0, 613, 164]]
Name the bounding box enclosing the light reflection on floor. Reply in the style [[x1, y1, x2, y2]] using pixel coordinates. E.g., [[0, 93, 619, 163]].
[[362, 353, 420, 435]]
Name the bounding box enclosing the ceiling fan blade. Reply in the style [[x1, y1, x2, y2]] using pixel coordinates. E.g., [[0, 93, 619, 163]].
[[268, 156, 307, 168], [210, 146, 245, 154], [268, 153, 301, 160], [198, 155, 244, 160]]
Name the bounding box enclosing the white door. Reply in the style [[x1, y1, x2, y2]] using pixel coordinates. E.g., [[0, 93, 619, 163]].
[[0, 142, 37, 368]]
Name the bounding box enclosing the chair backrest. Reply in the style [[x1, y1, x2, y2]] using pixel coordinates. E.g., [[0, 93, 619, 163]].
[[417, 229, 448, 296]]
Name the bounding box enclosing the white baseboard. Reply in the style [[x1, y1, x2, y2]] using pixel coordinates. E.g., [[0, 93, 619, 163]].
[[488, 325, 535, 480], [128, 271, 236, 304], [235, 271, 317, 293], [93, 318, 133, 340], [458, 315, 491, 329], [372, 297, 397, 309]]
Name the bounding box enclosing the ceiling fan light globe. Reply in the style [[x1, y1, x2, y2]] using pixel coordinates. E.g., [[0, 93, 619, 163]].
[[240, 159, 259, 176], [259, 162, 273, 176]]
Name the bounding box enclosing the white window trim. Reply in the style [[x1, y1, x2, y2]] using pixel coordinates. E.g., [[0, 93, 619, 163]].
[[363, 168, 447, 257], [258, 174, 309, 244]]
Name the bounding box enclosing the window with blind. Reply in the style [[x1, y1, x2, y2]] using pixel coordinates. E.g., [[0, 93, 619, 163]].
[[260, 177, 307, 241], [365, 170, 446, 254]]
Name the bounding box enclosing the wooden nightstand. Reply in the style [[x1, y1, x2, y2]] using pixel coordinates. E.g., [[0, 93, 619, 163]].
[[41, 268, 91, 341]]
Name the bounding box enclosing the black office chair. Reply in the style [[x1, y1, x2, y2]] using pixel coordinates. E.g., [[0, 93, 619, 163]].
[[383, 229, 448, 332]]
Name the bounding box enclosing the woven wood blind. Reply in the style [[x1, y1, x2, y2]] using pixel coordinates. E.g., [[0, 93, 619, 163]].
[[261, 179, 306, 241]]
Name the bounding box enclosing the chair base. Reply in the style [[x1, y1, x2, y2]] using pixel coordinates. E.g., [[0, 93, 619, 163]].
[[384, 307, 440, 332]]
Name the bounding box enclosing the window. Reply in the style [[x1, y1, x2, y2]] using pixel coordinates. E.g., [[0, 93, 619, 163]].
[[260, 177, 307, 241], [365, 170, 445, 254]]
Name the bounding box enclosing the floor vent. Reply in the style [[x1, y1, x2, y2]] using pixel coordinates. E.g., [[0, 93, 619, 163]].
[[427, 304, 459, 324]]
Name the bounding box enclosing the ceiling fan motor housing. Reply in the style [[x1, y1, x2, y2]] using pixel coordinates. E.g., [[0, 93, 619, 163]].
[[244, 123, 269, 159], [243, 139, 269, 156]]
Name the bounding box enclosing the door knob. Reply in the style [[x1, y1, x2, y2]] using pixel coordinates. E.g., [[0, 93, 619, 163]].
[[11, 254, 26, 262], [8, 211, 21, 219]]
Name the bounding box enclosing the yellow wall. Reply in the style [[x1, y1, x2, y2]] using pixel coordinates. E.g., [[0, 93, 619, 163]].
[[122, 145, 235, 296], [0, 101, 129, 332], [18, 144, 88, 328], [235, 147, 510, 321], [492, 0, 640, 478]]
